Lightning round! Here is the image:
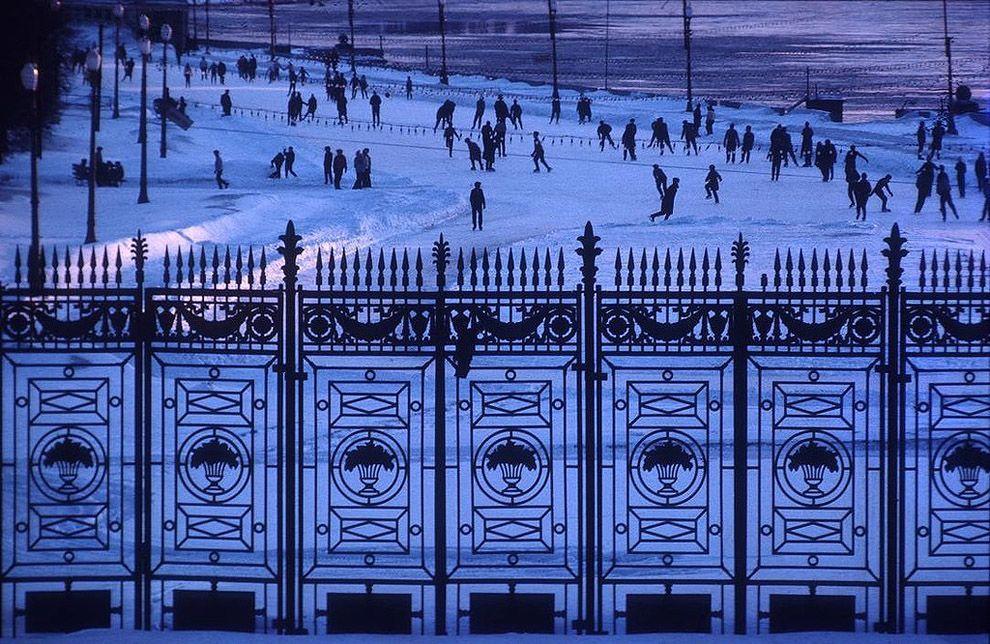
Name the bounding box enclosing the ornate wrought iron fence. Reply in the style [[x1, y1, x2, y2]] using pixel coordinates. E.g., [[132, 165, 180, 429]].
[[1, 223, 986, 636]]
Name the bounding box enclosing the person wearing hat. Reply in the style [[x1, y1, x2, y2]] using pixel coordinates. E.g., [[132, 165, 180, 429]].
[[323, 146, 333, 185], [470, 182, 486, 231]]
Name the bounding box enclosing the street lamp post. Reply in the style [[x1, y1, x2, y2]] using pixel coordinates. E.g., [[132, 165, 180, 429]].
[[112, 3, 123, 119], [438, 0, 449, 85], [941, 0, 957, 135], [85, 47, 101, 244], [683, 0, 693, 112], [96, 22, 104, 131], [548, 0, 559, 98], [205, 0, 211, 53], [138, 29, 151, 204], [348, 0, 356, 72], [22, 63, 42, 291], [160, 23, 172, 159]]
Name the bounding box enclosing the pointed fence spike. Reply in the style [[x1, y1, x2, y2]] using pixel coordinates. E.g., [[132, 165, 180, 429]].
[[390, 249, 398, 289], [614, 249, 622, 288], [259, 247, 267, 287], [163, 246, 172, 286], [365, 248, 373, 290]]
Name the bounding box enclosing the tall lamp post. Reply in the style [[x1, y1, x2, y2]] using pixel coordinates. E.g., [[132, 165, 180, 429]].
[[347, 0, 356, 72], [683, 0, 693, 112], [548, 0, 559, 98], [205, 0, 211, 53], [112, 3, 123, 119], [941, 0, 957, 135], [85, 47, 101, 244], [159, 23, 172, 159], [138, 21, 151, 204], [22, 63, 42, 291], [438, 0, 449, 85]]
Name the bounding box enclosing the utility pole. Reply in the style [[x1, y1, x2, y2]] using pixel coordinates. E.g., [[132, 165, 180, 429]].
[[438, 0, 449, 85], [683, 0, 693, 112], [348, 0, 356, 72], [941, 0, 957, 134], [205, 0, 211, 53], [268, 0, 277, 59], [604, 0, 610, 91], [548, 0, 559, 98], [96, 22, 103, 131]]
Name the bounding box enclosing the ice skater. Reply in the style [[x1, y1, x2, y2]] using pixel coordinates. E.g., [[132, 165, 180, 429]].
[[531, 132, 551, 172], [741, 125, 754, 163], [914, 160, 935, 213], [649, 177, 679, 221], [597, 120, 616, 150], [472, 95, 486, 129], [704, 165, 723, 204], [443, 124, 461, 157], [872, 174, 893, 212], [213, 150, 230, 189], [936, 165, 958, 220], [465, 138, 483, 170], [652, 164, 667, 197], [621, 118, 637, 161], [853, 172, 872, 220], [955, 158, 966, 198], [470, 181, 486, 230], [723, 123, 740, 164]]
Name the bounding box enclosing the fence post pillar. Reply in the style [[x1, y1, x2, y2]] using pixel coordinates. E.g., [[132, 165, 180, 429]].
[[882, 224, 907, 633], [277, 221, 304, 634], [432, 235, 451, 635], [730, 233, 750, 634], [576, 222, 601, 634], [130, 231, 150, 630]]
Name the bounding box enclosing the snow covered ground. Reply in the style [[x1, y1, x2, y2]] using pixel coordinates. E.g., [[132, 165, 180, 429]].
[[0, 42, 987, 286]]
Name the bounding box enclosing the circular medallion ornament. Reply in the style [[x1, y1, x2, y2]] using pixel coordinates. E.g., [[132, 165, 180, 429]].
[[543, 307, 576, 344], [775, 432, 851, 507], [31, 426, 106, 503], [905, 307, 937, 345], [932, 432, 990, 508], [474, 429, 549, 505], [245, 305, 279, 342], [848, 308, 881, 345], [178, 426, 251, 503], [630, 430, 706, 505], [601, 308, 635, 344], [332, 430, 407, 505]]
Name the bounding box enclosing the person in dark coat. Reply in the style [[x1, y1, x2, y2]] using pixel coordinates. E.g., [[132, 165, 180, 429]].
[[509, 99, 524, 129], [217, 61, 227, 84], [332, 149, 347, 189], [472, 95, 486, 129], [872, 173, 893, 212], [470, 181, 486, 230], [270, 150, 284, 179], [214, 150, 230, 189], [914, 160, 935, 213], [704, 104, 715, 136], [928, 119, 945, 160], [466, 138, 483, 170], [982, 181, 990, 222], [369, 91, 382, 127], [681, 120, 698, 155], [800, 121, 814, 166], [692, 102, 702, 132], [405, 76, 413, 99], [597, 120, 615, 150], [652, 164, 667, 197], [844, 145, 868, 207], [723, 123, 740, 164], [650, 177, 679, 221], [549, 94, 561, 124], [494, 120, 507, 157], [336, 92, 348, 124], [220, 90, 232, 116], [936, 165, 958, 220], [704, 165, 723, 204], [443, 124, 461, 158], [621, 119, 637, 160], [184, 63, 192, 88], [853, 172, 872, 220], [975, 152, 987, 194], [481, 120, 496, 171], [352, 149, 366, 189], [823, 139, 837, 181], [954, 158, 966, 198], [284, 146, 297, 178], [306, 94, 318, 121], [741, 125, 754, 163], [323, 146, 333, 185], [915, 120, 926, 159], [531, 132, 551, 172], [494, 95, 509, 123]]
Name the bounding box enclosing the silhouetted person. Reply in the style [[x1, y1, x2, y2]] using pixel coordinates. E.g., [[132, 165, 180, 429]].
[[494, 95, 509, 123], [704, 104, 715, 136], [936, 165, 958, 220], [214, 150, 229, 189], [473, 95, 485, 129], [481, 120, 496, 170], [284, 147, 297, 178], [549, 95, 561, 124], [652, 164, 667, 197], [270, 150, 284, 179], [844, 145, 868, 207], [692, 102, 702, 133], [531, 132, 551, 172], [823, 139, 837, 181], [914, 160, 935, 213], [723, 123, 740, 163], [332, 149, 347, 189], [509, 99, 523, 129], [704, 165, 723, 204], [915, 120, 926, 159], [323, 146, 333, 184], [681, 120, 698, 155], [873, 173, 893, 212], [336, 92, 348, 124], [470, 181, 486, 230], [370, 91, 382, 126], [800, 121, 814, 166], [405, 76, 413, 99], [305, 94, 318, 121], [741, 125, 754, 163], [494, 120, 507, 156], [928, 119, 945, 160], [853, 172, 872, 220], [955, 158, 966, 198], [184, 63, 192, 88], [982, 181, 990, 222], [597, 120, 615, 150], [220, 90, 232, 116], [466, 138, 483, 170], [976, 152, 987, 194], [621, 118, 637, 160], [352, 149, 366, 189], [434, 99, 456, 131], [650, 177, 679, 221], [444, 124, 461, 157]]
